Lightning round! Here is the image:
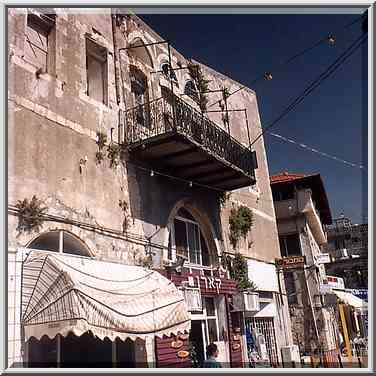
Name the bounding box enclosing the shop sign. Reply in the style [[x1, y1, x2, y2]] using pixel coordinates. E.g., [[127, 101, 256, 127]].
[[275, 256, 306, 270], [177, 350, 189, 358], [184, 275, 223, 294], [171, 340, 183, 349], [320, 284, 332, 294], [345, 288, 368, 302], [325, 276, 345, 290], [316, 253, 331, 264], [181, 287, 202, 312]]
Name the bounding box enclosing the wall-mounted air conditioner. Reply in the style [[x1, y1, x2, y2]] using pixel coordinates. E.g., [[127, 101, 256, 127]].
[[322, 293, 338, 307], [340, 248, 348, 258], [232, 292, 260, 312], [281, 345, 300, 364], [180, 287, 202, 312]]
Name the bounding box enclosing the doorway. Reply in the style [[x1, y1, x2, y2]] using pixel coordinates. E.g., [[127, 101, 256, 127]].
[[189, 320, 205, 367]]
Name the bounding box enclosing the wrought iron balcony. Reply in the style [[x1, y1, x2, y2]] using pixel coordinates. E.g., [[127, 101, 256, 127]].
[[118, 96, 257, 191]]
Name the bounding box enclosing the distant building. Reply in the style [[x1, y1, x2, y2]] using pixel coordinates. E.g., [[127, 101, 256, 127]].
[[270, 172, 340, 363], [323, 215, 368, 290]]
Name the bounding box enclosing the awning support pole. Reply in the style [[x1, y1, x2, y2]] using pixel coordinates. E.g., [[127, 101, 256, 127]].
[[339, 303, 352, 362]]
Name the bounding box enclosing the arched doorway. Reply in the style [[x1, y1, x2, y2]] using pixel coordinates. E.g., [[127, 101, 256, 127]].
[[127, 38, 154, 131], [166, 204, 228, 366], [130, 65, 150, 128]]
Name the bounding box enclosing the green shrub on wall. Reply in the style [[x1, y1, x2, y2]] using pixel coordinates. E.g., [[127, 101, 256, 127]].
[[229, 205, 254, 248], [15, 195, 47, 232], [222, 253, 257, 291]]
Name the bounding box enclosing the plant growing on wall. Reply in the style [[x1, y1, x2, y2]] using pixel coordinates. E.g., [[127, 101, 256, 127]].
[[141, 254, 153, 269], [229, 205, 254, 248], [187, 62, 211, 112], [219, 191, 231, 207], [188, 342, 200, 367], [15, 195, 47, 232], [222, 253, 257, 291], [119, 199, 129, 233], [95, 131, 108, 165], [107, 142, 121, 169]]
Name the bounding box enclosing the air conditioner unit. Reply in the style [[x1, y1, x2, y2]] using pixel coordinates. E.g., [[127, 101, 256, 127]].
[[281, 345, 300, 364], [340, 248, 348, 258], [232, 292, 260, 312], [181, 287, 202, 312], [323, 293, 338, 307]]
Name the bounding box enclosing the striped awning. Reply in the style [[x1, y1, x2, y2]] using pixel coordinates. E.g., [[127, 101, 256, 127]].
[[21, 250, 190, 341], [332, 289, 367, 309]]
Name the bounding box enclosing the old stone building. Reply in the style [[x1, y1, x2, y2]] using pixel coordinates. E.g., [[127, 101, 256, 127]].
[[323, 215, 368, 291], [8, 8, 292, 367], [270, 172, 340, 363]]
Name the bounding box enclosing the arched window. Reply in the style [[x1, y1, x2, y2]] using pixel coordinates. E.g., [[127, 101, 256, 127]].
[[161, 62, 178, 84], [184, 80, 198, 101], [27, 230, 91, 257], [169, 208, 210, 266]]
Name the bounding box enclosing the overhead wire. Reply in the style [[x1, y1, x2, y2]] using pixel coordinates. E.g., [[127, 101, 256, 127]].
[[206, 13, 367, 109], [267, 131, 365, 170], [250, 32, 368, 147], [119, 29, 367, 199]]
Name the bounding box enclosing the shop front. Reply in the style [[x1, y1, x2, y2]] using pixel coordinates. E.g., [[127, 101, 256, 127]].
[[245, 259, 289, 367], [161, 267, 244, 368], [20, 249, 191, 367]]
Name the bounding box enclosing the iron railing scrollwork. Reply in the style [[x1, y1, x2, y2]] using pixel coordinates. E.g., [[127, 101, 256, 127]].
[[119, 96, 254, 176]]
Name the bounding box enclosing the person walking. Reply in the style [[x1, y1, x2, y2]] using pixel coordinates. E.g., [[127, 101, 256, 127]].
[[203, 343, 222, 368]]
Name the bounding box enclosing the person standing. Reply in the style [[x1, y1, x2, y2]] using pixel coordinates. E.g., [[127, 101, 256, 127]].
[[203, 343, 222, 368]]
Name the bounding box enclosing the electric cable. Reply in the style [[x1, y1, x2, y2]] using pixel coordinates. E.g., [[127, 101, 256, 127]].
[[206, 14, 367, 109], [250, 33, 368, 147], [267, 131, 365, 170]]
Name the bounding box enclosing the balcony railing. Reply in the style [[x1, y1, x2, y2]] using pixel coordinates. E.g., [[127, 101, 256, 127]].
[[119, 96, 255, 177]]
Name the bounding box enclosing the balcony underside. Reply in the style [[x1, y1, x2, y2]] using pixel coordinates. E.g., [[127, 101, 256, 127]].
[[127, 131, 256, 191]]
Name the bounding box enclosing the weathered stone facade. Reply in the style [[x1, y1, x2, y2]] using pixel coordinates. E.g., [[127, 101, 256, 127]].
[[323, 216, 368, 290], [8, 8, 292, 366], [271, 173, 339, 356]]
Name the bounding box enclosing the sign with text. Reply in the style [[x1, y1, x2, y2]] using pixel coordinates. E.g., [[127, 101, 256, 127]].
[[345, 288, 368, 302], [320, 284, 333, 294], [275, 255, 306, 270], [325, 276, 345, 290], [316, 253, 331, 264]]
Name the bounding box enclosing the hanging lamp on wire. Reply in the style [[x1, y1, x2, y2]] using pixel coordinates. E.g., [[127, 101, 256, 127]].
[[264, 72, 273, 81], [328, 34, 336, 45]]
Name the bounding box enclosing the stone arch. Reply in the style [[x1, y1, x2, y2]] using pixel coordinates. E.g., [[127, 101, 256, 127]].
[[127, 36, 154, 70], [26, 229, 93, 257], [165, 198, 221, 265]]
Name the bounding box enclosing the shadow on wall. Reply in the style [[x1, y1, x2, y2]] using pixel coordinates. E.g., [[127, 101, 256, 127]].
[[125, 158, 224, 244]]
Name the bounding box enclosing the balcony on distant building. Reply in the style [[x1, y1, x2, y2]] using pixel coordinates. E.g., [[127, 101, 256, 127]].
[[118, 95, 257, 191]]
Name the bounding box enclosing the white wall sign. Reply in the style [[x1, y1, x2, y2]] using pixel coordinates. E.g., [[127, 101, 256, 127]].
[[316, 253, 331, 264], [326, 276, 345, 290]]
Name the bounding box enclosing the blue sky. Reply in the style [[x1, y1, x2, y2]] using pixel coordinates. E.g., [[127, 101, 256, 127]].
[[140, 13, 368, 224]]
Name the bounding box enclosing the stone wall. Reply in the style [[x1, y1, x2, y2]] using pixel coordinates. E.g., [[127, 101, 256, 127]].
[[8, 8, 292, 366]]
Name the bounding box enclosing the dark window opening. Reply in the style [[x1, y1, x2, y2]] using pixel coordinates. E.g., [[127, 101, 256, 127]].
[[161, 62, 178, 84], [284, 271, 298, 305], [279, 233, 301, 257], [272, 186, 295, 201], [130, 66, 150, 128], [25, 11, 55, 72], [86, 38, 108, 105], [184, 80, 199, 102]]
